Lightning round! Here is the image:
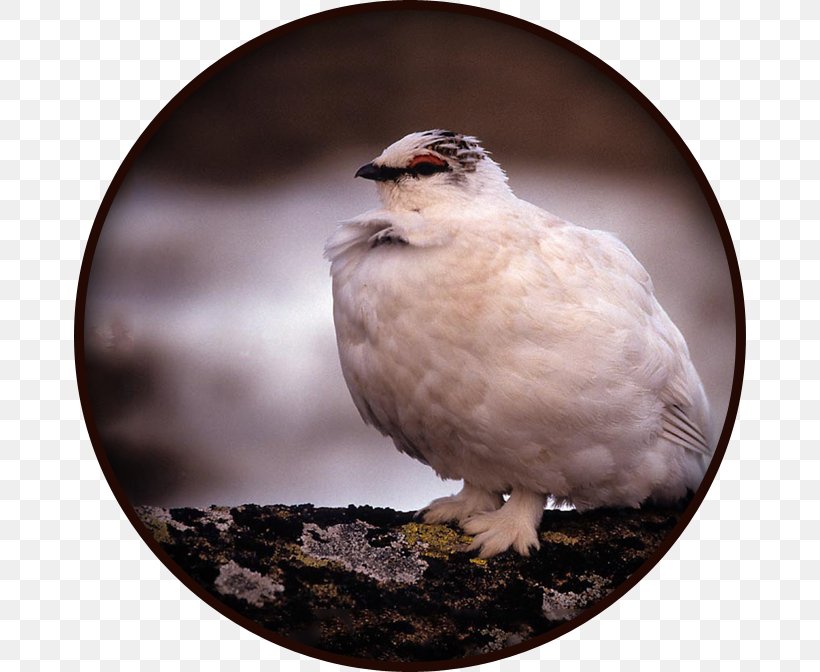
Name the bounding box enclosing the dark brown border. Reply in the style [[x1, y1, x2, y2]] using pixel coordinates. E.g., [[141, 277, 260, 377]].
[[74, 2, 746, 670]]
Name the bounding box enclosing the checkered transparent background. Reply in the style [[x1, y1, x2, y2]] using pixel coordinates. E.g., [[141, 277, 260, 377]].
[[2, 0, 816, 669]]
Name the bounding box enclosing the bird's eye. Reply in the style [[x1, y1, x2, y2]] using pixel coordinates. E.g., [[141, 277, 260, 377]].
[[406, 154, 449, 176], [413, 162, 444, 175]]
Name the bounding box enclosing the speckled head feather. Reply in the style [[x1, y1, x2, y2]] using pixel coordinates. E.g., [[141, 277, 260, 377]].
[[417, 130, 487, 172], [373, 130, 489, 174], [357, 130, 512, 211]]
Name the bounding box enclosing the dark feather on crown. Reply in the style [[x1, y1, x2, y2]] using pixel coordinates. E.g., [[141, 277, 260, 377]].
[[421, 130, 487, 173]]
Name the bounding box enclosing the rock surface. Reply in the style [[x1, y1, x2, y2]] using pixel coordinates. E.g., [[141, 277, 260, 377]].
[[135, 503, 683, 664]]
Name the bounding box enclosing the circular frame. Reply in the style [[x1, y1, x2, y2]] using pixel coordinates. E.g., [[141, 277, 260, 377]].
[[75, 2, 746, 669]]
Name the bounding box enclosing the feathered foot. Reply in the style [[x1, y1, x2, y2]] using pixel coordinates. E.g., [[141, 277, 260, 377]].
[[462, 488, 546, 558], [419, 482, 504, 526]]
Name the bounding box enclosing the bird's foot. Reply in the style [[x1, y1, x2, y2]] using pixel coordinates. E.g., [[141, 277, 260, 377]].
[[419, 483, 504, 526], [462, 488, 546, 558]]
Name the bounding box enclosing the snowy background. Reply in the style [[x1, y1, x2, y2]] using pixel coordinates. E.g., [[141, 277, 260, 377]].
[[81, 8, 735, 509]]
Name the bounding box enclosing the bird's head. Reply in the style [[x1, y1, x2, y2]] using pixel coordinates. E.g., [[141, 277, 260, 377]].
[[355, 130, 512, 212]]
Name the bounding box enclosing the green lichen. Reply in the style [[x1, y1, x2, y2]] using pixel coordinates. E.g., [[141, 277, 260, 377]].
[[283, 542, 334, 569], [541, 531, 581, 546], [400, 522, 473, 559], [142, 518, 172, 544], [135, 505, 190, 544]]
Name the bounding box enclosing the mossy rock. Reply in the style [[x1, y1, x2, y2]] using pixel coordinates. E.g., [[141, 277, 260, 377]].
[[135, 502, 682, 664]]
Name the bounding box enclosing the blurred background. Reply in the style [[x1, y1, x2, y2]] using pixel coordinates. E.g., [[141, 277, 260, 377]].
[[82, 8, 737, 509]]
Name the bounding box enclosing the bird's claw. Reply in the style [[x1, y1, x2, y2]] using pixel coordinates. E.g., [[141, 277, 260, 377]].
[[419, 488, 504, 526], [462, 510, 541, 558]]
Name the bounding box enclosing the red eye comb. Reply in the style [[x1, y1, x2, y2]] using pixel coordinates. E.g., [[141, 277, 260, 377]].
[[407, 154, 448, 169]]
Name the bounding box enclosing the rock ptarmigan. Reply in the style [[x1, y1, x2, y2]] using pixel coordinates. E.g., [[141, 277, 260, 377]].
[[325, 130, 713, 558]]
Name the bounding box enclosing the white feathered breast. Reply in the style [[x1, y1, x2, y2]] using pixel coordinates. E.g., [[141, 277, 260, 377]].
[[325, 130, 713, 555]]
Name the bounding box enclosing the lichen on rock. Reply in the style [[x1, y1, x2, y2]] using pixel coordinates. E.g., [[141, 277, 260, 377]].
[[135, 502, 684, 664], [134, 505, 191, 543], [301, 520, 427, 584], [200, 506, 234, 533], [400, 521, 473, 559], [214, 560, 284, 607], [541, 573, 609, 621]]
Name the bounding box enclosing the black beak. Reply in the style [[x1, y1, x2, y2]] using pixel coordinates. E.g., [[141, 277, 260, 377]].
[[355, 162, 386, 181]]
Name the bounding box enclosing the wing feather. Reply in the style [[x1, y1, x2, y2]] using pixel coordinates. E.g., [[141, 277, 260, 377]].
[[661, 403, 711, 456]]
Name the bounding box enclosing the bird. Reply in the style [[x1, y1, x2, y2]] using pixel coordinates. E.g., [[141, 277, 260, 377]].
[[325, 130, 714, 558]]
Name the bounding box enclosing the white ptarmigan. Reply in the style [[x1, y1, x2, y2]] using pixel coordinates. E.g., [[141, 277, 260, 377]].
[[325, 130, 714, 558]]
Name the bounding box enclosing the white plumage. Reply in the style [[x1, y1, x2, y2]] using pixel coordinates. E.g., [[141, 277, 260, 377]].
[[325, 130, 713, 558]]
